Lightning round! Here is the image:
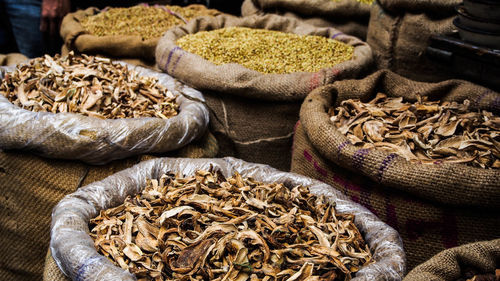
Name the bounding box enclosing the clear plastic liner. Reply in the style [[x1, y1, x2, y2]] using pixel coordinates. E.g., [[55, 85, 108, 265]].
[[0, 62, 209, 164], [50, 157, 406, 281]]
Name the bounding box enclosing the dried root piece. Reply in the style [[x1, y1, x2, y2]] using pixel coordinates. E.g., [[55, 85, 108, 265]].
[[0, 53, 179, 119], [329, 93, 500, 169], [90, 169, 373, 281]]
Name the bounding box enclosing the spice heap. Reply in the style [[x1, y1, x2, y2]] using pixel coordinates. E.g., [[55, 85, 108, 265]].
[[332, 0, 374, 4], [356, 0, 374, 4], [457, 268, 500, 281], [0, 53, 179, 119], [90, 170, 373, 281], [176, 27, 354, 74], [329, 93, 500, 169], [82, 5, 216, 40]]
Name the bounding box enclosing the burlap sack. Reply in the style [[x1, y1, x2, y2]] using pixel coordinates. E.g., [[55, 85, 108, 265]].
[[60, 44, 159, 70], [156, 14, 372, 171], [241, 0, 371, 40], [0, 133, 217, 281], [44, 250, 69, 281], [404, 239, 500, 281], [50, 157, 405, 280], [60, 5, 221, 65], [367, 0, 460, 82], [291, 70, 500, 270], [0, 53, 28, 66], [0, 62, 209, 165]]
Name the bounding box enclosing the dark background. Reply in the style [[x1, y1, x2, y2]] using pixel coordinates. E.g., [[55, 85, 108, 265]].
[[0, 0, 244, 56]]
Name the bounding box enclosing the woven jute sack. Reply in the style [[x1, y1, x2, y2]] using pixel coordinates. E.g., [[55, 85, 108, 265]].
[[60, 5, 221, 66], [0, 133, 217, 281], [291, 69, 500, 270], [49, 157, 406, 280], [156, 14, 372, 171], [0, 53, 28, 66], [241, 0, 371, 40], [404, 239, 500, 281], [0, 62, 209, 165], [367, 0, 460, 82]]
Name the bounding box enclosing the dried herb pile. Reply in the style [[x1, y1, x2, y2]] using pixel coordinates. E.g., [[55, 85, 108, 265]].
[[329, 93, 500, 169], [0, 53, 179, 119], [82, 5, 215, 40], [90, 170, 373, 281], [176, 27, 354, 74]]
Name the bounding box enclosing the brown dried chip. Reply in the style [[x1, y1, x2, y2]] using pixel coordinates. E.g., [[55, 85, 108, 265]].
[[329, 94, 500, 169], [1, 52, 179, 119], [90, 170, 373, 280]]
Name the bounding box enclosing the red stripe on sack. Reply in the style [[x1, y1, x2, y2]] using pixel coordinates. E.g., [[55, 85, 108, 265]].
[[332, 173, 362, 193], [406, 219, 441, 241], [313, 161, 328, 177], [331, 68, 340, 77], [442, 211, 458, 248], [294, 121, 300, 132], [360, 188, 378, 217], [303, 150, 313, 162], [309, 72, 320, 92], [385, 196, 399, 231]]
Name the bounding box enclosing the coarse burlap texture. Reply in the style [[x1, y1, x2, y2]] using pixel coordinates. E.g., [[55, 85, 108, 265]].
[[291, 69, 500, 270], [0, 133, 217, 281], [241, 0, 371, 40], [367, 0, 461, 82], [404, 239, 500, 281], [0, 62, 209, 165], [60, 5, 221, 65], [0, 53, 28, 66], [156, 14, 372, 100], [50, 157, 406, 281], [156, 14, 372, 171]]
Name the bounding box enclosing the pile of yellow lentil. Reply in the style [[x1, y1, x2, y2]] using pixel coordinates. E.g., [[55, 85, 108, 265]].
[[82, 5, 215, 40], [176, 27, 354, 74]]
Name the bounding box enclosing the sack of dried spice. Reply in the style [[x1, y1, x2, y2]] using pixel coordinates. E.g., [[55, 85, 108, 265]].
[[60, 5, 222, 66], [0, 134, 218, 281], [156, 14, 372, 171], [291, 69, 500, 270], [49, 157, 405, 281], [0, 53, 28, 66], [404, 239, 500, 281], [241, 0, 372, 40], [367, 0, 460, 82], [0, 54, 209, 164]]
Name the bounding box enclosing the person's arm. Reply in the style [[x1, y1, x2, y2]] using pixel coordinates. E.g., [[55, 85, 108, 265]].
[[40, 0, 71, 35]]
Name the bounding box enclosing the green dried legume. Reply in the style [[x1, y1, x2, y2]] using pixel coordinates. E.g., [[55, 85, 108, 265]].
[[82, 5, 215, 40], [176, 27, 354, 74]]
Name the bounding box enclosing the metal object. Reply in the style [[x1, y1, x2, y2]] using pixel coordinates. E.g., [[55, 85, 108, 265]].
[[427, 32, 500, 92]]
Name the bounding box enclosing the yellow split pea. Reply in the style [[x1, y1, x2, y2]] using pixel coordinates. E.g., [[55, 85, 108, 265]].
[[176, 27, 354, 74]]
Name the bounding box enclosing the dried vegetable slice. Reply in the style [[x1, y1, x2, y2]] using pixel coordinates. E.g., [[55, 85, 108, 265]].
[[0, 53, 179, 119], [90, 169, 373, 281], [329, 93, 500, 169]]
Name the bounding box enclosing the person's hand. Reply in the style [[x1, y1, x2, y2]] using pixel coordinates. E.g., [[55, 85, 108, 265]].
[[40, 0, 71, 35]]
